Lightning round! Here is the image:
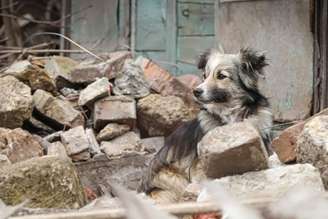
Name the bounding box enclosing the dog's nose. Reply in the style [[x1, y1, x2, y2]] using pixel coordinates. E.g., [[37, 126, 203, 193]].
[[193, 88, 203, 98]]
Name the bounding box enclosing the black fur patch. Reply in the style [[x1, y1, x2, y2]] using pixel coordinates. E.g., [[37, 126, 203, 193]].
[[197, 50, 211, 70], [210, 88, 230, 103]]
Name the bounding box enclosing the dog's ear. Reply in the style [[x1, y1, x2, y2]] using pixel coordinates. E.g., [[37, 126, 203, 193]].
[[239, 48, 268, 90], [240, 47, 268, 74], [197, 50, 211, 70]]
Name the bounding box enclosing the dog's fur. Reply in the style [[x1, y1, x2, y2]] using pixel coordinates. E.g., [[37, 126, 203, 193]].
[[141, 48, 273, 195]]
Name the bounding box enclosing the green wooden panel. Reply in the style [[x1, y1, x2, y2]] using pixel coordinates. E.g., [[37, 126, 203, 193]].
[[177, 1, 215, 36], [135, 0, 167, 51], [177, 36, 215, 64]]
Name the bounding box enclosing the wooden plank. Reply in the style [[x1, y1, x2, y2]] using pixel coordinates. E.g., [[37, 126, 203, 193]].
[[177, 1, 215, 36], [166, 0, 177, 74], [135, 0, 167, 51]]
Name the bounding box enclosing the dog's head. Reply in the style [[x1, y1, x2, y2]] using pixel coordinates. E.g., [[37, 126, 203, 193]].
[[194, 48, 268, 110]]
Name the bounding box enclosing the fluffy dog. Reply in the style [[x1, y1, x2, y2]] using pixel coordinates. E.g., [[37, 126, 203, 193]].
[[140, 48, 273, 201]]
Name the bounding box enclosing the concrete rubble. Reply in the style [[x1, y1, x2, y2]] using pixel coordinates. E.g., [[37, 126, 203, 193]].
[[197, 122, 268, 178], [0, 76, 32, 129], [1, 50, 328, 216]]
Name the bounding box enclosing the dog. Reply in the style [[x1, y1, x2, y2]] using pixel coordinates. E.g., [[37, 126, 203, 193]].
[[140, 48, 273, 201]]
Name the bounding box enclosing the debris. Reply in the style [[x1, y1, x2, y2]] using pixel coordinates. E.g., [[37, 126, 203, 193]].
[[43, 131, 63, 143], [0, 154, 11, 166], [271, 121, 305, 163], [71, 51, 132, 83], [197, 164, 324, 202], [100, 131, 142, 157], [140, 136, 165, 153], [33, 89, 85, 130], [94, 96, 136, 131], [44, 56, 79, 89], [86, 128, 101, 155], [4, 60, 57, 94], [71, 150, 91, 162], [0, 156, 86, 208], [96, 123, 131, 142], [60, 126, 90, 156], [0, 76, 32, 129], [78, 77, 111, 107], [47, 141, 69, 160], [0, 128, 43, 164], [25, 116, 56, 136], [197, 122, 268, 178], [76, 153, 153, 192], [137, 94, 196, 137], [297, 116, 328, 188], [113, 59, 150, 98]]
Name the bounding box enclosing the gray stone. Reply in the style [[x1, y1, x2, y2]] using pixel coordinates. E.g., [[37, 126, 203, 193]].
[[78, 77, 110, 107], [0, 128, 43, 164], [86, 128, 101, 155], [33, 89, 85, 129], [0, 154, 11, 166], [44, 56, 79, 89], [113, 59, 150, 98], [94, 96, 136, 131], [47, 141, 69, 160], [4, 60, 57, 94], [0, 76, 32, 129], [71, 51, 132, 83], [0, 156, 86, 208], [297, 116, 328, 188], [71, 150, 91, 162], [44, 131, 63, 143], [96, 123, 131, 142], [137, 94, 196, 137], [198, 164, 324, 201], [60, 126, 90, 156], [75, 153, 152, 192], [197, 122, 268, 178], [140, 136, 165, 153], [100, 132, 142, 157]]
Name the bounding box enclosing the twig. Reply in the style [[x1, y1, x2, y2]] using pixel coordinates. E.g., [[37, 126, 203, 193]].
[[0, 49, 94, 54], [25, 32, 104, 61]]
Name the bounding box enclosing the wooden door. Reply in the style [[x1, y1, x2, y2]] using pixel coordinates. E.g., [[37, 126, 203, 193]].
[[133, 0, 215, 76]]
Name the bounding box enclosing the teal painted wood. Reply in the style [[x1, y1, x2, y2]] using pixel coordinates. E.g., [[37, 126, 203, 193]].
[[135, 0, 167, 51], [177, 1, 215, 36]]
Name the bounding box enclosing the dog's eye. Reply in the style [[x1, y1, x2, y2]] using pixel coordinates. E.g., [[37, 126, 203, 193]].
[[216, 72, 227, 80]]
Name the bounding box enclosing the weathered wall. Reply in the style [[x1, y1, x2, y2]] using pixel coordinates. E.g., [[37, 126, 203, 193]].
[[217, 0, 313, 121]]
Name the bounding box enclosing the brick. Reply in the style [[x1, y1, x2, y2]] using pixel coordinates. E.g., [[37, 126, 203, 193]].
[[96, 123, 131, 142], [78, 77, 111, 107], [60, 126, 90, 156], [94, 96, 136, 131]]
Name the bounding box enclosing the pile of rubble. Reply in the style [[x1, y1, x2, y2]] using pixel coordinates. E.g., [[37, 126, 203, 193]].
[[0, 51, 201, 209], [1, 50, 328, 218]]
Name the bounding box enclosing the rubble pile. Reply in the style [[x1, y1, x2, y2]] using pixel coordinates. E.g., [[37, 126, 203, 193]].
[[0, 51, 328, 218]]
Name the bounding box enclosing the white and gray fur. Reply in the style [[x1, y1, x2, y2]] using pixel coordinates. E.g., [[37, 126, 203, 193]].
[[141, 48, 273, 193]]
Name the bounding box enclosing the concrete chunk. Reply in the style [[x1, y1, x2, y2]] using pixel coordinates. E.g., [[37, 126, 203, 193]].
[[33, 89, 84, 129], [0, 76, 32, 128], [297, 116, 328, 188], [0, 128, 43, 163], [94, 96, 136, 131], [78, 77, 110, 107], [198, 122, 268, 178], [47, 141, 69, 160], [5, 60, 57, 94], [96, 123, 131, 142], [100, 132, 142, 157], [137, 94, 195, 137], [86, 128, 101, 155], [0, 156, 86, 208], [60, 126, 90, 156], [198, 164, 324, 201]]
